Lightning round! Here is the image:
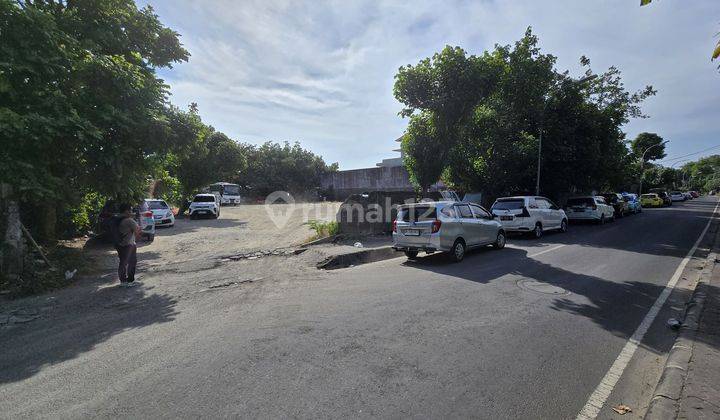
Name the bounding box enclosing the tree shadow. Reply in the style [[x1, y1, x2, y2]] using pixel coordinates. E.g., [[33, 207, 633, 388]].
[[400, 240, 714, 356], [0, 283, 178, 384]]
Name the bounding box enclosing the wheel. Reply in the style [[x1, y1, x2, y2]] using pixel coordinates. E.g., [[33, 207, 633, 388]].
[[146, 234, 155, 243], [560, 219, 568, 233], [404, 250, 419, 260], [449, 239, 466, 262], [189, 213, 196, 220], [598, 214, 606, 225], [493, 231, 506, 249], [531, 223, 543, 239]]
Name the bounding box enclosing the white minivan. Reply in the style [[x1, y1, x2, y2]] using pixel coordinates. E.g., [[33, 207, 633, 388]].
[[490, 196, 568, 238], [565, 196, 615, 224]]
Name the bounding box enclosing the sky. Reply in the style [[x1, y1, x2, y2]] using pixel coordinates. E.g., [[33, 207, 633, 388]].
[[140, 0, 720, 170]]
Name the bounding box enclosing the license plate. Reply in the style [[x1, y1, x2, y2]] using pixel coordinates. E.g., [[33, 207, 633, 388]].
[[404, 229, 420, 236], [500, 216, 513, 221]]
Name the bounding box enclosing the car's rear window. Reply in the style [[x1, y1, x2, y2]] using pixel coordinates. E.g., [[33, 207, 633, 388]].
[[491, 199, 524, 210], [397, 206, 437, 222], [147, 200, 169, 209], [641, 194, 656, 198], [566, 198, 594, 207], [193, 195, 216, 202]]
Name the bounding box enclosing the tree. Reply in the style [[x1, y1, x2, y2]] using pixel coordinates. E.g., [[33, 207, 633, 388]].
[[401, 113, 445, 192], [393, 29, 654, 203], [631, 132, 666, 161], [1, 0, 189, 239], [240, 141, 334, 197]]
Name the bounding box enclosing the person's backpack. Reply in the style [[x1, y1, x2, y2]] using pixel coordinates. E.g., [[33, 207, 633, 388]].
[[109, 215, 126, 247]]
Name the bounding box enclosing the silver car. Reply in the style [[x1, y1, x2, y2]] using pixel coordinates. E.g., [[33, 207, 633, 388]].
[[392, 201, 506, 262]]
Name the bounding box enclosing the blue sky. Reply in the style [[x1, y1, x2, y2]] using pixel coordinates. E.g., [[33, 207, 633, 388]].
[[141, 0, 720, 170]]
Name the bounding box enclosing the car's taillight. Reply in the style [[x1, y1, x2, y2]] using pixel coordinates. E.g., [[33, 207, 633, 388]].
[[431, 219, 442, 233], [392, 219, 397, 233], [517, 207, 531, 217]]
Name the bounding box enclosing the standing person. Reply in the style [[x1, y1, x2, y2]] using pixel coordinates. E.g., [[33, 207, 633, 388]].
[[112, 203, 141, 287]]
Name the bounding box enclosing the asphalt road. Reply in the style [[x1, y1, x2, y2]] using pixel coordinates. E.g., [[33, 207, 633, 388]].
[[1, 196, 718, 419]]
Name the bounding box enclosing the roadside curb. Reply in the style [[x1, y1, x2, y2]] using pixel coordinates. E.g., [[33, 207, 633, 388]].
[[644, 226, 719, 419], [316, 246, 398, 270]]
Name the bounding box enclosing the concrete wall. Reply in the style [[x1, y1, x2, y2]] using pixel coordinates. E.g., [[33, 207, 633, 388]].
[[322, 166, 416, 200]]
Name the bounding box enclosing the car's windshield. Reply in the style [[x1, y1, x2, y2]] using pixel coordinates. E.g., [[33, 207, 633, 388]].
[[223, 185, 240, 195], [147, 200, 169, 209], [491, 199, 524, 211], [567, 198, 594, 207], [397, 206, 436, 222], [193, 195, 216, 203]]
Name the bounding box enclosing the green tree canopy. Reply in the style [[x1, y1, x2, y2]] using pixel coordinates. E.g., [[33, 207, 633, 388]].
[[393, 28, 654, 202], [631, 132, 666, 161]]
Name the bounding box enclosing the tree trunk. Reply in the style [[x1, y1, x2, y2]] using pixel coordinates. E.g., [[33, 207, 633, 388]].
[[1, 184, 25, 283]]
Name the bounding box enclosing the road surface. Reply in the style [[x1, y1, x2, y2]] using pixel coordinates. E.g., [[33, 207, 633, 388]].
[[1, 197, 717, 419]]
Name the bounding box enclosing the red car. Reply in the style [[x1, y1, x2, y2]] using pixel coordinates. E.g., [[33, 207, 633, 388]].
[[690, 191, 700, 198]]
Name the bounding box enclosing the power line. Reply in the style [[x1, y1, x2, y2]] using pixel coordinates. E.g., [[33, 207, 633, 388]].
[[657, 144, 720, 164]]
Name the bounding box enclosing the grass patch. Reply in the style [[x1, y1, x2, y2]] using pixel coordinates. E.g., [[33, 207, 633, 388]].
[[306, 220, 340, 240]]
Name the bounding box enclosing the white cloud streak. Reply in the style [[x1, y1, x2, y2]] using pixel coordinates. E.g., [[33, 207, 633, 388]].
[[146, 0, 720, 168]]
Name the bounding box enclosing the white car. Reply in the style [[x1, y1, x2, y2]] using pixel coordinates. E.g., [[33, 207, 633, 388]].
[[189, 194, 220, 219], [490, 196, 568, 238], [670, 191, 686, 202], [144, 199, 175, 227], [564, 196, 615, 224]]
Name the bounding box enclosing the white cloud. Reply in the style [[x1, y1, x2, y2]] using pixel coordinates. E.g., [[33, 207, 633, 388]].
[[147, 0, 720, 169]]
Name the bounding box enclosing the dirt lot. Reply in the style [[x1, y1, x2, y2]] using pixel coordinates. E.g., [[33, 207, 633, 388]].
[[80, 202, 341, 273]]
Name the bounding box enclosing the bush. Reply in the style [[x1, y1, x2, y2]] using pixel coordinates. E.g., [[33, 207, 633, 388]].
[[307, 220, 339, 239]]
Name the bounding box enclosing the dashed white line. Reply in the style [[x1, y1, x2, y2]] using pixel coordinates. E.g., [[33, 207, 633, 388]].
[[576, 198, 720, 419]]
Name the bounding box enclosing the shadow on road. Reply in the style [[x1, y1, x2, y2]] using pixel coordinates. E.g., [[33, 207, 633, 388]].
[[0, 284, 178, 384], [400, 198, 719, 356]]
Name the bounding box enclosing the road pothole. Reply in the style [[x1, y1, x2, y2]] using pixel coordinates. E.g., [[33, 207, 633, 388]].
[[516, 279, 570, 296]]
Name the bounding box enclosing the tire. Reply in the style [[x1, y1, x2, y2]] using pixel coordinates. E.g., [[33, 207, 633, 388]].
[[532, 223, 543, 239], [146, 234, 155, 243], [560, 219, 568, 233], [449, 239, 466, 263], [189, 213, 196, 220], [404, 250, 419, 260], [493, 231, 506, 249]]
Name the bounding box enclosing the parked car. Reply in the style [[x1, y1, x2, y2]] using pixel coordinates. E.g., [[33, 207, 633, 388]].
[[564, 196, 615, 224], [600, 193, 630, 218], [145, 199, 175, 227], [670, 191, 686, 202], [683, 191, 692, 200], [392, 201, 505, 262], [96, 199, 155, 242], [640, 193, 663, 208], [189, 194, 220, 219], [649, 189, 672, 207], [490, 196, 567, 239], [621, 193, 642, 214], [690, 191, 700, 198]]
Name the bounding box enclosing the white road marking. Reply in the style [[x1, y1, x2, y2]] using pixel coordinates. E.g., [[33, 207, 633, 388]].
[[528, 244, 566, 258], [576, 198, 720, 420]]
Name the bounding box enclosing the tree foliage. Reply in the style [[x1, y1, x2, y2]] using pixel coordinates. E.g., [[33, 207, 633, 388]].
[[1, 1, 336, 239], [394, 28, 655, 202], [631, 132, 666, 161]]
